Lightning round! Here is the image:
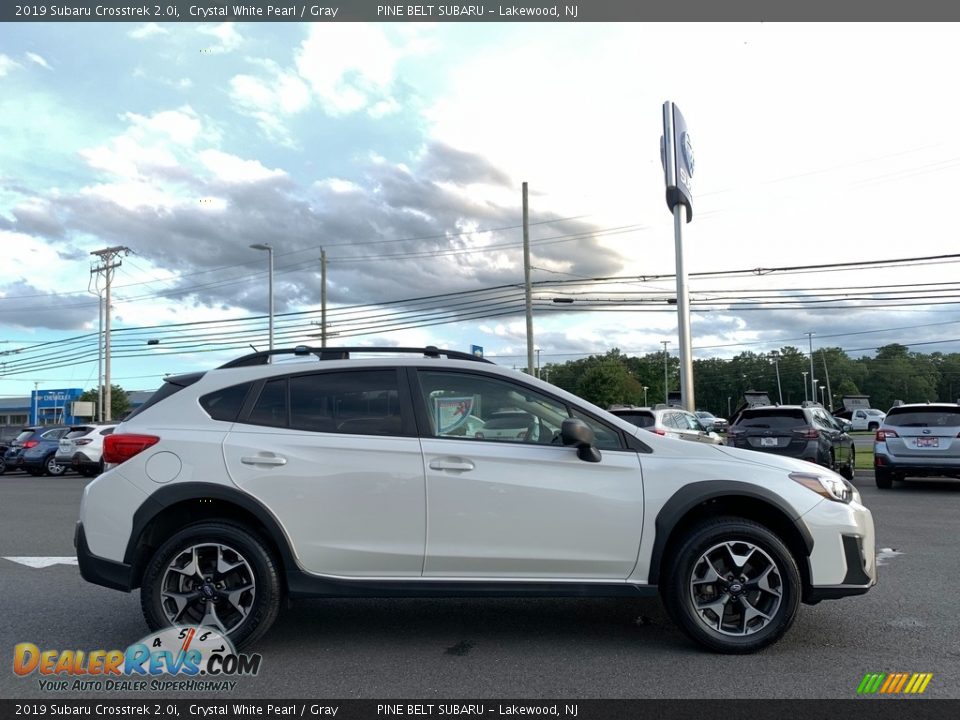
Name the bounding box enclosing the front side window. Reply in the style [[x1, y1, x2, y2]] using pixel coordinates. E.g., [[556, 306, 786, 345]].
[[417, 371, 569, 445]]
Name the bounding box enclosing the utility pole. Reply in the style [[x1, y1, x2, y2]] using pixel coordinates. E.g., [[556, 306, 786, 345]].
[[522, 182, 534, 377], [320, 248, 328, 348], [806, 332, 817, 404], [90, 246, 130, 422], [821, 351, 834, 412], [661, 340, 671, 404], [770, 351, 783, 405]]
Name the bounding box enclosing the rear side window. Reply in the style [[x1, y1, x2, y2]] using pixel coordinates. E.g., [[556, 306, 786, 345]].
[[885, 408, 960, 427], [736, 409, 807, 428], [242, 370, 404, 436], [66, 427, 94, 439], [14, 431, 34, 443], [200, 382, 254, 422]]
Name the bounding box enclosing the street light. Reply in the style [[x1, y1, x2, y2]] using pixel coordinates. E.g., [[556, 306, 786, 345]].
[[249, 243, 274, 353], [819, 385, 826, 406], [661, 340, 671, 404], [801, 371, 809, 402], [643, 386, 649, 406], [770, 351, 783, 405]]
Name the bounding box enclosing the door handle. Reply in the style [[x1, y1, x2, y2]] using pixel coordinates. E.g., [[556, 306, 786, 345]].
[[241, 455, 287, 466], [429, 458, 475, 472]]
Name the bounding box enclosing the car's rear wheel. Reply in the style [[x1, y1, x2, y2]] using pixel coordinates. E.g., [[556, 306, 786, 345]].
[[0, 456, 6, 474], [839, 449, 855, 481], [80, 466, 100, 478], [140, 521, 281, 649], [875, 468, 893, 489], [45, 455, 67, 476], [662, 517, 801, 654]]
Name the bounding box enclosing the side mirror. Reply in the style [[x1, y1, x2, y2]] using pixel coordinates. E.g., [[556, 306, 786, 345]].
[[561, 418, 602, 463], [841, 421, 853, 433]]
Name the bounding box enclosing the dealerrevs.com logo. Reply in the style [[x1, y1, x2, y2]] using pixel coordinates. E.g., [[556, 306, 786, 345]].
[[857, 672, 934, 695], [13, 626, 262, 692]]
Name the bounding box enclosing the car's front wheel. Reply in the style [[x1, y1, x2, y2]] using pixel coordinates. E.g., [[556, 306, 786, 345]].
[[839, 449, 855, 481], [662, 517, 801, 654], [45, 455, 67, 476], [140, 522, 281, 648]]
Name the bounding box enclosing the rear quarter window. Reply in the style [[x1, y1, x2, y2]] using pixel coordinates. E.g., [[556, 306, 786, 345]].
[[200, 382, 255, 422], [612, 412, 655, 428]]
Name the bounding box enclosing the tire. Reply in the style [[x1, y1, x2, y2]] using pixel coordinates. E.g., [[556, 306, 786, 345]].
[[140, 521, 281, 649], [0, 456, 6, 474], [839, 449, 855, 481], [661, 517, 801, 654], [875, 468, 893, 489], [80, 466, 100, 478], [867, 422, 879, 432], [45, 455, 67, 477]]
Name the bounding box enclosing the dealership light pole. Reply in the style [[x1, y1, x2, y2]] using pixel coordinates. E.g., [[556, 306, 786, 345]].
[[250, 243, 274, 353], [770, 351, 783, 405], [806, 332, 817, 405], [661, 340, 671, 404], [643, 385, 649, 406], [801, 371, 809, 402]]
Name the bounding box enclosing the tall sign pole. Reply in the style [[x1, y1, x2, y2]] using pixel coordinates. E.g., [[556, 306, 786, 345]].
[[661, 101, 696, 412], [320, 248, 328, 348], [522, 182, 535, 377]]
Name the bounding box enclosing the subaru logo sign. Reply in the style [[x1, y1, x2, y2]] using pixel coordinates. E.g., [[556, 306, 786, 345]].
[[681, 132, 695, 176]]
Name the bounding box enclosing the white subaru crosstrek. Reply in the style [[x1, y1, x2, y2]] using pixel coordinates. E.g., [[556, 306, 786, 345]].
[[77, 346, 876, 653]]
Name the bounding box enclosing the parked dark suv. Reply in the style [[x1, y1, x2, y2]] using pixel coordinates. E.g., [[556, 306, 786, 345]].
[[727, 403, 855, 479], [874, 403, 960, 488], [2, 426, 70, 475]]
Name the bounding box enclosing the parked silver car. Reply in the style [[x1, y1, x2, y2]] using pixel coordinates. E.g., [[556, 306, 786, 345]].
[[874, 403, 960, 488]]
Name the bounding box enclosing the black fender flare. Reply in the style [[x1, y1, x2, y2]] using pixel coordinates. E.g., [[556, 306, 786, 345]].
[[647, 480, 815, 585]]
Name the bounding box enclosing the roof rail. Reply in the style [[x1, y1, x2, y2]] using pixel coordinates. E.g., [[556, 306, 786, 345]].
[[218, 345, 494, 369]]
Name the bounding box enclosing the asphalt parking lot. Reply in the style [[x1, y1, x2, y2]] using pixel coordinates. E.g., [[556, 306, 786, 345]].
[[1, 466, 958, 700]]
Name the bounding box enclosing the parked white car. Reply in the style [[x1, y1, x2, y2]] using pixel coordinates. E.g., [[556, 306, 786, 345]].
[[609, 405, 724, 445], [56, 424, 116, 477], [77, 346, 875, 654], [836, 408, 886, 432]]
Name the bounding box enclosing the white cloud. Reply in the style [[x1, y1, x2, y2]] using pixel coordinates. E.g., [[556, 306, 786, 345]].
[[315, 178, 361, 193], [295, 24, 401, 116], [229, 63, 310, 144], [199, 149, 286, 184], [122, 106, 206, 146], [129, 23, 168, 40], [0, 54, 22, 76], [197, 22, 242, 53], [25, 52, 52, 70]]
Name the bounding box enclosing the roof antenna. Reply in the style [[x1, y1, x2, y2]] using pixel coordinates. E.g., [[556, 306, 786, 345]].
[[249, 344, 259, 353]]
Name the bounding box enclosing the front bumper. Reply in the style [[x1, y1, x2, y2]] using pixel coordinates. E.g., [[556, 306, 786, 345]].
[[800, 498, 877, 602], [74, 522, 134, 592]]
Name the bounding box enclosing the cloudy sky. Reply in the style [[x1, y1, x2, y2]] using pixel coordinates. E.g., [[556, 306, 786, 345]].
[[2, 21, 960, 397]]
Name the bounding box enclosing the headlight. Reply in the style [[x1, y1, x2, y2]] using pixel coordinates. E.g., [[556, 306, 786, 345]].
[[789, 471, 854, 503]]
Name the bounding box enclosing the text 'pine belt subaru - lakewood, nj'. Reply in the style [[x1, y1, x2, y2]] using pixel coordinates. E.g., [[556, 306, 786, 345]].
[[76, 346, 876, 654]]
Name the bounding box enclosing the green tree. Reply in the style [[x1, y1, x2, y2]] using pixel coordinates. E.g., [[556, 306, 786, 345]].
[[80, 384, 130, 421], [575, 360, 643, 408]]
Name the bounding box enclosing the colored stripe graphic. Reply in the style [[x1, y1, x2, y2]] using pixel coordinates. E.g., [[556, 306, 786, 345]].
[[857, 673, 933, 694]]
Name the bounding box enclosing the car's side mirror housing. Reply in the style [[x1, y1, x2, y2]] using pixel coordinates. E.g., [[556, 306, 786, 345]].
[[841, 421, 853, 433], [561, 418, 602, 463]]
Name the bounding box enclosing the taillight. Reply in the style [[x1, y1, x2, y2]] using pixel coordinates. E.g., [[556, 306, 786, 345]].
[[75, 439, 92, 446], [876, 429, 898, 441], [23, 440, 39, 449], [653, 429, 667, 436], [102, 434, 160, 464], [794, 428, 819, 439]]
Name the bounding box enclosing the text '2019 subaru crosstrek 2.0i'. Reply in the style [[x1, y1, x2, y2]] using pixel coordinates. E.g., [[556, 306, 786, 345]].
[[77, 346, 876, 654]]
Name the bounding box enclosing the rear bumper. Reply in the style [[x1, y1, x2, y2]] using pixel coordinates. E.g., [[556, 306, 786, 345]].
[[875, 451, 960, 476], [74, 522, 134, 592]]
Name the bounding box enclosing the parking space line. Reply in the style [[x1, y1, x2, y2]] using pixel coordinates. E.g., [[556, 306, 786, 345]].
[[3, 556, 78, 568]]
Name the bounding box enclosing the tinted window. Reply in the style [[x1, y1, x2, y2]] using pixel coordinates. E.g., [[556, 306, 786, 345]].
[[99, 427, 115, 436], [885, 408, 960, 427], [14, 430, 34, 443], [248, 379, 288, 428], [736, 409, 807, 428], [200, 382, 254, 422], [613, 412, 655, 428], [289, 371, 402, 436]]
